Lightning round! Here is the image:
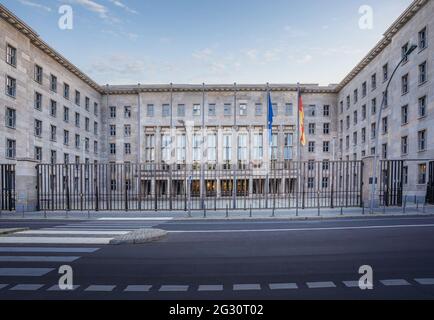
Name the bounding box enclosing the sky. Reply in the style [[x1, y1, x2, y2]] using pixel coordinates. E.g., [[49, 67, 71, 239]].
[[2, 0, 414, 85]]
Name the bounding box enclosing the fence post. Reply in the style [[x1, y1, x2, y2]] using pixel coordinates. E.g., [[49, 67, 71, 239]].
[[15, 158, 39, 212]]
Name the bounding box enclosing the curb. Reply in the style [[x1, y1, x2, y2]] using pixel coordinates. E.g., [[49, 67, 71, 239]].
[[172, 213, 434, 222], [110, 229, 168, 245], [0, 228, 29, 236]]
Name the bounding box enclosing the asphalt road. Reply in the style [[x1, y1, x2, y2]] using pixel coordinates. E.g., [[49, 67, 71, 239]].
[[1, 215, 434, 300]]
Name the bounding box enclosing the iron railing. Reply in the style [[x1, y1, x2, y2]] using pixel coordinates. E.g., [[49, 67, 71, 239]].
[[0, 164, 16, 211], [36, 161, 363, 212]]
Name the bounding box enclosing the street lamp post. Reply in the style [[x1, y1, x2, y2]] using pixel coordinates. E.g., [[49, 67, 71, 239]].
[[370, 44, 418, 214]]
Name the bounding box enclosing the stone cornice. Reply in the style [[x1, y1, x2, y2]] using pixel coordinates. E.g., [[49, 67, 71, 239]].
[[335, 0, 429, 92], [104, 84, 338, 95]]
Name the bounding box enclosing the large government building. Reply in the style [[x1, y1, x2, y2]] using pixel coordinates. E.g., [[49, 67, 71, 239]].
[[0, 0, 433, 211]]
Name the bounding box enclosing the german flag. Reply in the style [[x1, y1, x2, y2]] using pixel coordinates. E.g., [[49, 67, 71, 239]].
[[299, 93, 306, 146]]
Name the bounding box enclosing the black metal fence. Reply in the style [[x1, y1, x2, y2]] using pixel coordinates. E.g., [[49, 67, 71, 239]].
[[36, 161, 363, 212], [379, 160, 404, 207], [426, 161, 434, 205], [0, 164, 16, 211]]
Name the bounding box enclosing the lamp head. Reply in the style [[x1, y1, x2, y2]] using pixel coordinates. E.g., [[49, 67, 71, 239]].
[[406, 44, 418, 56]]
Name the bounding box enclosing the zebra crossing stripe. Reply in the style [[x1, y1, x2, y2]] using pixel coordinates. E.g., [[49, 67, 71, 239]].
[[0, 256, 80, 262], [0, 247, 99, 253], [415, 278, 434, 285], [10, 284, 44, 291]]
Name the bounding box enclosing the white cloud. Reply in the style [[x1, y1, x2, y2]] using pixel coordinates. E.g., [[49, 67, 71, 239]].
[[296, 54, 313, 64], [74, 0, 108, 17], [283, 25, 308, 38], [244, 49, 258, 61], [264, 48, 282, 62], [18, 0, 52, 12], [108, 0, 138, 14]]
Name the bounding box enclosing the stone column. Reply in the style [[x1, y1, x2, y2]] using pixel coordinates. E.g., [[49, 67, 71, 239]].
[[361, 156, 380, 208], [15, 158, 39, 212]]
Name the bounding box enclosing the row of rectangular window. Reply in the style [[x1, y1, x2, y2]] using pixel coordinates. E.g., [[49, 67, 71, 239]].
[[34, 147, 93, 165], [341, 95, 427, 133], [4, 43, 98, 115], [109, 104, 331, 118], [119, 133, 296, 162]]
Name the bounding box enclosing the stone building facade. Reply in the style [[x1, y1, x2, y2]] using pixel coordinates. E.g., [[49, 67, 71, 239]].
[[0, 0, 433, 209]]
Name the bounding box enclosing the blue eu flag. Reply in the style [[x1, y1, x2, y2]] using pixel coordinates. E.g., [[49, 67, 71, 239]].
[[267, 92, 274, 141]]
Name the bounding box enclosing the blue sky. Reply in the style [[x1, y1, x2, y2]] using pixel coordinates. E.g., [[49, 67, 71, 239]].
[[3, 0, 413, 85]]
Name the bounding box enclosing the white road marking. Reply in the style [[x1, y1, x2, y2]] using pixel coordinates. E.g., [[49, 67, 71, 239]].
[[0, 284, 8, 290], [10, 284, 44, 291], [269, 283, 298, 290], [159, 285, 189, 292], [168, 224, 434, 234], [17, 230, 129, 235], [124, 285, 152, 292], [198, 285, 224, 292], [307, 282, 336, 289], [47, 285, 80, 291], [0, 237, 112, 244], [98, 218, 173, 221], [415, 278, 434, 285], [0, 247, 99, 253], [380, 279, 411, 286], [0, 268, 54, 277], [0, 256, 80, 263], [85, 285, 116, 292], [343, 281, 360, 288], [233, 284, 261, 291]]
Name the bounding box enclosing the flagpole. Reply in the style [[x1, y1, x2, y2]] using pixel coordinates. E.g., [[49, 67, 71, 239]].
[[297, 83, 301, 164], [297, 83, 302, 209], [266, 82, 270, 209]]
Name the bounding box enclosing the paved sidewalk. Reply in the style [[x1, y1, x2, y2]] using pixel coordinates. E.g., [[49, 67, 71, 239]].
[[0, 203, 433, 221]]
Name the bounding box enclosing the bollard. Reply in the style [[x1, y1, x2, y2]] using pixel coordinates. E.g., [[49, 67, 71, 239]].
[[362, 205, 365, 215], [383, 205, 386, 215], [318, 204, 321, 217], [88, 210, 91, 220], [226, 204, 229, 218], [249, 205, 252, 218], [203, 204, 207, 219], [340, 206, 343, 216], [44, 209, 47, 219], [416, 199, 419, 210], [403, 196, 407, 214], [423, 202, 426, 214]]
